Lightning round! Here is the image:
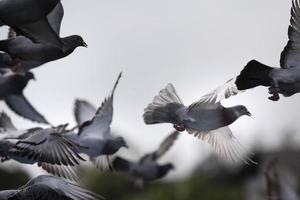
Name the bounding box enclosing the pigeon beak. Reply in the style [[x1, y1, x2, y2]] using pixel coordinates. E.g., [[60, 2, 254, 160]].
[[82, 42, 88, 48], [246, 111, 252, 117]]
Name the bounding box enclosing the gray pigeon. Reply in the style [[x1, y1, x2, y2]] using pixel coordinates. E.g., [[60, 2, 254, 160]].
[[0, 0, 62, 48], [0, 175, 103, 200], [112, 131, 179, 187], [0, 113, 85, 180], [0, 3, 87, 70], [143, 83, 254, 163], [65, 72, 128, 170], [217, 0, 300, 101], [0, 69, 49, 124]]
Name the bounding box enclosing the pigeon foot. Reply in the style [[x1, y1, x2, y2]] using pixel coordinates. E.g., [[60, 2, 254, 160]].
[[268, 86, 280, 101], [173, 123, 185, 132]]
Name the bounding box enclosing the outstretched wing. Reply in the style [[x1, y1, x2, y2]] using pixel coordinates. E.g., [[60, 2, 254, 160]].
[[10, 128, 85, 166], [141, 131, 179, 162], [0, 112, 17, 131], [78, 73, 122, 139], [191, 78, 243, 106], [15, 18, 62, 48], [5, 94, 49, 124], [47, 2, 64, 35], [187, 126, 255, 164], [74, 99, 97, 126], [280, 0, 300, 68]]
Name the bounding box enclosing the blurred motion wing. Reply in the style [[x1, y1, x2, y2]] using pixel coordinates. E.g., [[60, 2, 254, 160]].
[[187, 126, 255, 164]]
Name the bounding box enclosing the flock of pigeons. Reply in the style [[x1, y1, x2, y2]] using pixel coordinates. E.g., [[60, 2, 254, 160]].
[[0, 0, 299, 199]]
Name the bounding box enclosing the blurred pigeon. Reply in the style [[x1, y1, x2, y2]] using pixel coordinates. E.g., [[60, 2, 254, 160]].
[[213, 0, 300, 102], [0, 69, 49, 124], [112, 131, 179, 187], [143, 83, 254, 164], [0, 0, 62, 48], [65, 72, 128, 170], [0, 115, 85, 180], [0, 175, 103, 200], [265, 159, 299, 200], [0, 3, 87, 71]]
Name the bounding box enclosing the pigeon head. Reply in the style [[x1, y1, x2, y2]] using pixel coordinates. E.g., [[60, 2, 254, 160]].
[[25, 72, 35, 81], [157, 163, 174, 179], [233, 105, 251, 117], [64, 35, 87, 49], [105, 137, 128, 154]]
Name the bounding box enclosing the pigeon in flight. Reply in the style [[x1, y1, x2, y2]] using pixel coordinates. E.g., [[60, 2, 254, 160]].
[[65, 72, 128, 170], [0, 113, 85, 180], [112, 131, 178, 187], [143, 83, 254, 164], [0, 175, 103, 200], [0, 69, 49, 124], [215, 0, 300, 101], [0, 0, 62, 48], [0, 3, 87, 71]]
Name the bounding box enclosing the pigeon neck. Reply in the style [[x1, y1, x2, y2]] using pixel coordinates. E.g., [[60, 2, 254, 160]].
[[224, 107, 241, 123]]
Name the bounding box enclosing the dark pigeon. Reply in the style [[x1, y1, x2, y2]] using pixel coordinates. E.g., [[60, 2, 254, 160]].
[[0, 69, 48, 124], [0, 0, 62, 48], [220, 0, 300, 101], [112, 131, 179, 187], [143, 83, 254, 164], [0, 175, 103, 200], [0, 3, 87, 71]]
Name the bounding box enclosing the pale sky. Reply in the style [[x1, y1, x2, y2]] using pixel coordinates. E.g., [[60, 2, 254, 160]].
[[1, 0, 300, 179]]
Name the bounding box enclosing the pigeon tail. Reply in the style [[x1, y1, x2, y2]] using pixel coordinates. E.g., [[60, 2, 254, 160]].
[[236, 60, 273, 90], [143, 83, 183, 124]]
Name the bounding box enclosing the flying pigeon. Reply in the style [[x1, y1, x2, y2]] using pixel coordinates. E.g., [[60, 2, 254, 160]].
[[0, 175, 103, 200], [0, 69, 49, 124], [0, 113, 85, 180], [214, 0, 300, 101], [65, 72, 128, 170], [0, 0, 62, 48], [0, 3, 87, 71], [112, 131, 178, 187], [143, 83, 254, 164]]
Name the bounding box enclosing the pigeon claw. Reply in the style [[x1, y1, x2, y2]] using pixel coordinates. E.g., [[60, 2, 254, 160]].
[[268, 94, 280, 101], [268, 86, 280, 94], [173, 123, 185, 132]]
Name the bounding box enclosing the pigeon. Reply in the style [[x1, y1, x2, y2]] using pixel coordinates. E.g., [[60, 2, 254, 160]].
[[265, 159, 299, 200], [0, 0, 62, 48], [0, 175, 103, 200], [0, 113, 85, 180], [215, 0, 300, 101], [65, 72, 128, 170], [0, 69, 49, 124], [143, 83, 254, 164], [112, 131, 178, 187], [0, 3, 87, 71]]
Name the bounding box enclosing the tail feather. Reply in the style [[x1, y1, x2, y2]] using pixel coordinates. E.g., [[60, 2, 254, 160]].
[[236, 60, 273, 90], [143, 84, 183, 124]]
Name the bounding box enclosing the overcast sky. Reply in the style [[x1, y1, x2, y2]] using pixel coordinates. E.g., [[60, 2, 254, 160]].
[[1, 0, 300, 179]]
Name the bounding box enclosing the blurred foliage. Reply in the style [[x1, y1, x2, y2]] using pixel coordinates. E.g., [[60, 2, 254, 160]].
[[0, 167, 29, 190], [80, 168, 241, 200]]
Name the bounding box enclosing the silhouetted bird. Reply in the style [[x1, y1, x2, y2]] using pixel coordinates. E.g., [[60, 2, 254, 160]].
[[0, 175, 103, 200], [144, 83, 253, 163], [0, 69, 48, 124], [113, 131, 178, 187]]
